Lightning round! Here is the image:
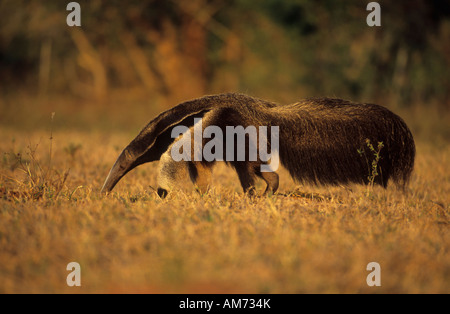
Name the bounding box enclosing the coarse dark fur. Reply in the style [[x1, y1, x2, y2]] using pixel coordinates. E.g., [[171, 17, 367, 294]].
[[101, 93, 415, 197]]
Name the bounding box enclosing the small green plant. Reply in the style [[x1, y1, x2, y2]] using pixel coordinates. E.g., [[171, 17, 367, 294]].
[[357, 139, 384, 196]]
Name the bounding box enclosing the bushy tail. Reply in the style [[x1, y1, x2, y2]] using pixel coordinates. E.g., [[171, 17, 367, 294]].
[[390, 117, 416, 188]]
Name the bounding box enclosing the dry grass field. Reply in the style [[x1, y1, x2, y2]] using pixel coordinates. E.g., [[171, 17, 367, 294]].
[[0, 100, 449, 294]]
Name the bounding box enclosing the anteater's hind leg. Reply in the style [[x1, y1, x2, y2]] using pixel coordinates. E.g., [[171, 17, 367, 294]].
[[257, 171, 279, 195], [188, 161, 213, 195]]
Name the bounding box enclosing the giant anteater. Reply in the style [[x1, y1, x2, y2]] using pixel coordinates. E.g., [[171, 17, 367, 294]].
[[101, 93, 415, 197]]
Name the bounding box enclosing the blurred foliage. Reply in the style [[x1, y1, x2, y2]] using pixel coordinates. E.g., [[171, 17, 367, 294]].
[[0, 0, 449, 108]]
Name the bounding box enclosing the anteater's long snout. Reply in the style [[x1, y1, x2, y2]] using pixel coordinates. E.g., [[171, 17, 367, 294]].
[[100, 166, 120, 193], [101, 149, 134, 194]]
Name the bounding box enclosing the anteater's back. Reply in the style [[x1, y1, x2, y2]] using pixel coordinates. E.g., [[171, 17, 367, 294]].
[[274, 98, 415, 188]]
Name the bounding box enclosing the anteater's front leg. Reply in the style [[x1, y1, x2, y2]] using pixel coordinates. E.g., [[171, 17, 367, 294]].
[[188, 161, 213, 195], [234, 162, 258, 196], [258, 171, 279, 195]]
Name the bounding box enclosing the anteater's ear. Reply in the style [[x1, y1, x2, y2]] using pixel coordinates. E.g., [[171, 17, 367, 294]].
[[101, 105, 210, 194]]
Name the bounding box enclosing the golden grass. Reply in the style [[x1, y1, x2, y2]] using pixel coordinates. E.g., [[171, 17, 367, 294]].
[[0, 126, 449, 294]]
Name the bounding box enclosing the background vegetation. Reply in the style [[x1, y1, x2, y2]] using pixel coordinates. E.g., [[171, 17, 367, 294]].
[[1, 1, 450, 129], [0, 1, 449, 293]]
